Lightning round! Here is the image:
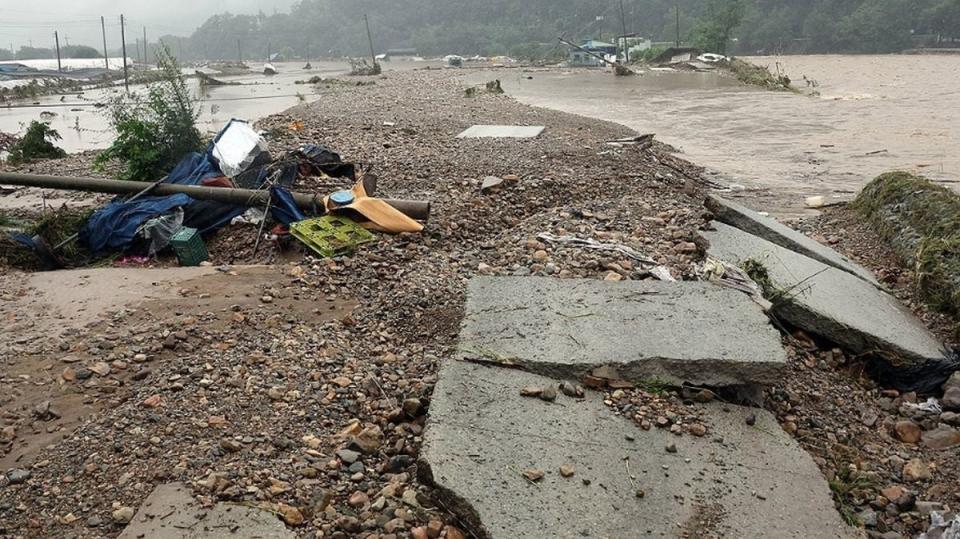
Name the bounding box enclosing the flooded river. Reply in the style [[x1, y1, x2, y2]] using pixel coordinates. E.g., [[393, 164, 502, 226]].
[[484, 55, 960, 215]]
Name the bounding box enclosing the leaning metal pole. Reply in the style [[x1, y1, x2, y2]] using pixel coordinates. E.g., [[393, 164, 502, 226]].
[[0, 172, 431, 221]]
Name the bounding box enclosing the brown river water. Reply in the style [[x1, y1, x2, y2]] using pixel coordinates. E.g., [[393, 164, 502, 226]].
[[478, 55, 960, 216], [4, 55, 958, 216]]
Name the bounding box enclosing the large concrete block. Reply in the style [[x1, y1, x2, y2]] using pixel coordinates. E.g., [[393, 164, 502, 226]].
[[420, 360, 857, 539], [702, 222, 951, 391], [705, 195, 879, 285], [459, 277, 786, 388]]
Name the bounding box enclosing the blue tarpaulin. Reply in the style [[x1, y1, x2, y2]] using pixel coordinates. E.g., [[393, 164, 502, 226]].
[[269, 185, 306, 226], [78, 152, 246, 254]]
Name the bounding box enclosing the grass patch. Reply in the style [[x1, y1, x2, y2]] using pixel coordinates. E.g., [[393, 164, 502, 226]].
[[741, 258, 787, 304], [641, 378, 672, 396], [853, 172, 960, 331], [828, 467, 876, 527]]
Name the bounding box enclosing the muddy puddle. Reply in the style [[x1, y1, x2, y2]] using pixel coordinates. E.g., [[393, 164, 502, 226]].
[[474, 54, 960, 216], [0, 264, 357, 469]]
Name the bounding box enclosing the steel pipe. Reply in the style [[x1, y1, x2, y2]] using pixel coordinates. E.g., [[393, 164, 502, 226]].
[[0, 172, 430, 221]]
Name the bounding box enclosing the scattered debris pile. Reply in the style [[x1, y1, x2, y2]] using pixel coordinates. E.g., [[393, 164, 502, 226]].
[[0, 119, 430, 270]]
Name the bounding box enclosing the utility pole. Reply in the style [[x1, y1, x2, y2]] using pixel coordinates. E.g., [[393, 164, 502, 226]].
[[676, 4, 681, 47], [120, 14, 129, 93], [101, 16, 109, 70], [142, 26, 148, 65], [238, 39, 243, 64], [54, 31, 62, 72], [364, 14, 377, 68], [596, 15, 604, 41], [619, 0, 629, 63], [267, 41, 271, 62]]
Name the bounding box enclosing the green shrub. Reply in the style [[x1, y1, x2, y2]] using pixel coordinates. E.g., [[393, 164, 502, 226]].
[[95, 44, 203, 181], [7, 121, 66, 164], [632, 46, 668, 63]]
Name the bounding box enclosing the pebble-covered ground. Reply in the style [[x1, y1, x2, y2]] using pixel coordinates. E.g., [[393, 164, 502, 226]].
[[1, 69, 958, 539], [0, 70, 710, 539]]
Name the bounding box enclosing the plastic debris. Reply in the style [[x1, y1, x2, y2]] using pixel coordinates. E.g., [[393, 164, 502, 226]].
[[903, 397, 943, 415], [920, 512, 960, 539], [138, 207, 184, 257], [170, 227, 209, 267], [211, 120, 269, 178], [290, 215, 377, 258]]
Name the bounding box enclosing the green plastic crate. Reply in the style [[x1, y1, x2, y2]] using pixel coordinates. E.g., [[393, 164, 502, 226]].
[[170, 227, 209, 266], [289, 215, 376, 258]]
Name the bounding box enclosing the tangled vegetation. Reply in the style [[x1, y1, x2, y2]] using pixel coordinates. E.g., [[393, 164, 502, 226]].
[[6, 121, 66, 164], [853, 172, 960, 326], [727, 58, 793, 91], [0, 207, 93, 269], [95, 44, 203, 181]]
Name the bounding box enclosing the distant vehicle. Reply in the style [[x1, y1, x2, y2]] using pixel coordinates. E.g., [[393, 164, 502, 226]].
[[263, 63, 278, 75]]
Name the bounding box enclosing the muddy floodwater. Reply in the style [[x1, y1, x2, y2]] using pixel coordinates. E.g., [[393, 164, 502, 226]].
[[0, 59, 432, 154], [481, 55, 960, 215]]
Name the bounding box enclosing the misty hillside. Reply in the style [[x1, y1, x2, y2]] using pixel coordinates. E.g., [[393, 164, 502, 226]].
[[166, 0, 959, 60]]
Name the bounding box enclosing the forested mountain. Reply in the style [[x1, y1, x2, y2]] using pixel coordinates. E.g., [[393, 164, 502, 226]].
[[162, 0, 960, 61]]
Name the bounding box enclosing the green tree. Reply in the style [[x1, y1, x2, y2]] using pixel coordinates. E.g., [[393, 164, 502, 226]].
[[691, 0, 746, 54], [7, 121, 66, 164], [925, 0, 960, 39], [95, 45, 202, 181], [63, 45, 102, 59], [15, 46, 53, 60]]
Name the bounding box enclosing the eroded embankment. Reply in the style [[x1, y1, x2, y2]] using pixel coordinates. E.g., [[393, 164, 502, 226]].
[[853, 172, 960, 330]]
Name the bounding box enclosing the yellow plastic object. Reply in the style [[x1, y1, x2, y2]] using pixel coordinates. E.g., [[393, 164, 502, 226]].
[[323, 179, 423, 234], [289, 215, 377, 258]]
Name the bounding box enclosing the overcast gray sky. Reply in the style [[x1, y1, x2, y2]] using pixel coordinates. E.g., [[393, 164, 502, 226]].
[[1, 1, 293, 51]]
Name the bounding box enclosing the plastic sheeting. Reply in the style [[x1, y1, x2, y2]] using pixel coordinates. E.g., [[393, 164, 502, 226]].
[[269, 185, 306, 226], [79, 152, 245, 254], [138, 207, 184, 257], [211, 119, 268, 178]]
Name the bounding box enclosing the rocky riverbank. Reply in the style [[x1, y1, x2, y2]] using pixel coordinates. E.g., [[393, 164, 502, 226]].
[[0, 69, 957, 539]]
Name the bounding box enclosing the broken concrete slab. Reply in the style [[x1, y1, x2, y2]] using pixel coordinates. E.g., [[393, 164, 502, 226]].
[[118, 482, 295, 539], [705, 195, 879, 286], [420, 360, 857, 539], [702, 222, 951, 391], [456, 125, 545, 138], [459, 277, 786, 387]]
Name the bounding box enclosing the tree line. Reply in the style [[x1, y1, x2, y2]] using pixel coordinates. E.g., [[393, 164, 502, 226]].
[[5, 0, 958, 64], [165, 0, 957, 60]]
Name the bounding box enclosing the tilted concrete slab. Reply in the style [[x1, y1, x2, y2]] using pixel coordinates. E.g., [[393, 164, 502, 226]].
[[118, 482, 295, 539], [459, 277, 786, 387], [456, 125, 545, 138], [702, 222, 950, 382], [706, 195, 880, 286], [420, 360, 858, 539]]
